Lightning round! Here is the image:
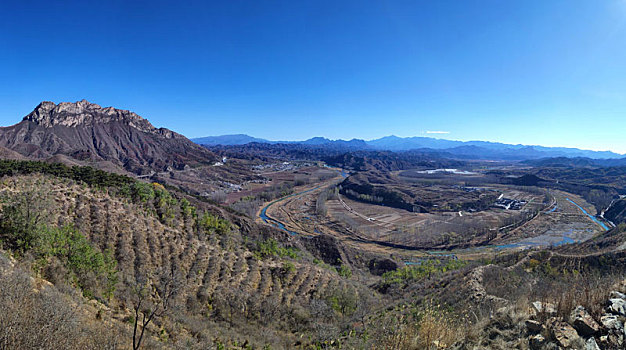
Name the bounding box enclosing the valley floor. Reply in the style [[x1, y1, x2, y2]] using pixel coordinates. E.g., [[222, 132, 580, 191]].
[[257, 176, 610, 263]]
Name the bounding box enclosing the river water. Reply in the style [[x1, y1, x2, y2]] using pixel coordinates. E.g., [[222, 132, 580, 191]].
[[258, 169, 608, 263], [566, 198, 609, 230], [258, 168, 349, 235]]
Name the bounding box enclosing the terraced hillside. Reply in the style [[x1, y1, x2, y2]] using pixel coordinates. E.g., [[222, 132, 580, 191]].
[[0, 167, 383, 349]]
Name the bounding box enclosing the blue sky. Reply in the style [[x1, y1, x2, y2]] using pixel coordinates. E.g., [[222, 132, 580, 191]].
[[1, 0, 625, 153]]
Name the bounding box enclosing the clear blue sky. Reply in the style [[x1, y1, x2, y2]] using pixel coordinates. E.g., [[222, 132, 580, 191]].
[[1, 1, 625, 153]]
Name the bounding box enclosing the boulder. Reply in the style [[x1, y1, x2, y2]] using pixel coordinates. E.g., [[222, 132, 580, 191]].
[[529, 334, 547, 350], [610, 291, 626, 300], [570, 306, 599, 337], [585, 337, 600, 350], [532, 301, 557, 316], [526, 319, 544, 334], [548, 318, 582, 349], [600, 314, 624, 331], [607, 298, 626, 316], [603, 333, 624, 348]]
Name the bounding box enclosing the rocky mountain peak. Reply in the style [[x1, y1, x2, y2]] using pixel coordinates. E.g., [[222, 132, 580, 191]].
[[23, 100, 176, 138]]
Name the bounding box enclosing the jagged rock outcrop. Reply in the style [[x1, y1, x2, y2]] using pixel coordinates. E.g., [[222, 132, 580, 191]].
[[571, 306, 600, 337], [524, 288, 626, 349], [0, 100, 216, 174], [604, 198, 626, 226]]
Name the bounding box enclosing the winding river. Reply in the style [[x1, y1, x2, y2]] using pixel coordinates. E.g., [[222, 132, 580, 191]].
[[258, 170, 610, 263], [258, 168, 349, 234], [566, 198, 609, 230], [259, 187, 320, 235]]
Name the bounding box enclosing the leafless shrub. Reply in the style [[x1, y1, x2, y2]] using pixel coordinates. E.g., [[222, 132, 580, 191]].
[[372, 301, 463, 350], [208, 190, 227, 203], [0, 264, 123, 349], [311, 169, 337, 182], [230, 198, 263, 217], [294, 174, 309, 186]]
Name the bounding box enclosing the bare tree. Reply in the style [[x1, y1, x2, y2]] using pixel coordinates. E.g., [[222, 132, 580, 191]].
[[316, 191, 328, 217], [131, 267, 180, 350]]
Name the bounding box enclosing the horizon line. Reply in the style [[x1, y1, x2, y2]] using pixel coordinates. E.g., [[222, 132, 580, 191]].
[[189, 133, 626, 156]]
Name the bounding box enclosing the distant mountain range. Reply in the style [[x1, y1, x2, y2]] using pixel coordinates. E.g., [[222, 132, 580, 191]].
[[192, 134, 624, 161], [523, 157, 626, 168], [191, 134, 269, 146]]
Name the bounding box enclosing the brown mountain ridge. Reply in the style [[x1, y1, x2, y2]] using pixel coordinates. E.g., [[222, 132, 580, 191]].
[[0, 100, 216, 174]]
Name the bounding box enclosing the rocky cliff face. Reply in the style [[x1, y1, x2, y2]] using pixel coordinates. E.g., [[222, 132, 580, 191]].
[[0, 100, 216, 174], [605, 198, 626, 226], [24, 100, 173, 136]]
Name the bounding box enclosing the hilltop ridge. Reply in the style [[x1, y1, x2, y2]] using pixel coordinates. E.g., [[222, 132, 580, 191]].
[[24, 100, 168, 135]]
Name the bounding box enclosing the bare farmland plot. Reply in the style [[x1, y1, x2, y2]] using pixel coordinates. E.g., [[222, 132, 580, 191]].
[[256, 166, 607, 258], [492, 190, 606, 247], [324, 184, 544, 248]]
